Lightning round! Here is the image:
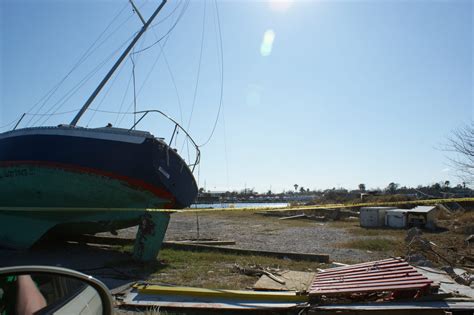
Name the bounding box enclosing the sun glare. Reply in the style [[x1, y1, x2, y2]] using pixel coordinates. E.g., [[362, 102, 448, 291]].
[[268, 0, 294, 12]]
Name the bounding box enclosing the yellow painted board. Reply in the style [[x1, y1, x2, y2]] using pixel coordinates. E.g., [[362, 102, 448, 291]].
[[133, 284, 308, 302]]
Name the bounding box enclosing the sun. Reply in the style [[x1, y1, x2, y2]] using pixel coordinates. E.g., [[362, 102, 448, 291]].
[[268, 0, 294, 12]]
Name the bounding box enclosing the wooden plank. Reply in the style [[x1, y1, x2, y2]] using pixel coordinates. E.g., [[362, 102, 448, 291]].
[[161, 242, 330, 263], [134, 284, 308, 302]]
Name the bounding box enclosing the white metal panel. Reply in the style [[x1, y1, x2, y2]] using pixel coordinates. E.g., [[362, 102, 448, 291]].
[[360, 207, 394, 227], [386, 210, 407, 228]]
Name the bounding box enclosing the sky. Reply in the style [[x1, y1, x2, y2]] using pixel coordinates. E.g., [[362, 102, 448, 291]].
[[0, 0, 472, 193]]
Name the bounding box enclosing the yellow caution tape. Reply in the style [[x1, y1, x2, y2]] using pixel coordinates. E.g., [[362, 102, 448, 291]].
[[0, 197, 472, 213]]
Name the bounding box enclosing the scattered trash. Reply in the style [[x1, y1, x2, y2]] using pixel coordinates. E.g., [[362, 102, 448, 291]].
[[279, 214, 308, 220], [441, 266, 472, 286]]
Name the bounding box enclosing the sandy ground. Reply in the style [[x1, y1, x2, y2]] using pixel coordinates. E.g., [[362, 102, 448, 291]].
[[117, 211, 396, 263], [0, 211, 400, 293]]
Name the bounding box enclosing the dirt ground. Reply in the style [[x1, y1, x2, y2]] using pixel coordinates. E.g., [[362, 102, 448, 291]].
[[116, 210, 404, 263]]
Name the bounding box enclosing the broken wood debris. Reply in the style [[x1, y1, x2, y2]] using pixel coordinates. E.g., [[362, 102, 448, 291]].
[[233, 264, 286, 284]]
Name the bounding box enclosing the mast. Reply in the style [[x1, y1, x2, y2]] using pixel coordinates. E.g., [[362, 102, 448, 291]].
[[70, 0, 167, 127]]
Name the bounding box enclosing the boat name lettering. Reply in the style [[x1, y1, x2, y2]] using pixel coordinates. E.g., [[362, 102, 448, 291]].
[[158, 166, 170, 179], [0, 168, 33, 179]]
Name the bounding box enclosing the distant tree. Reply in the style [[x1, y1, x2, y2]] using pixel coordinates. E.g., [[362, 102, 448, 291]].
[[445, 122, 474, 184], [386, 182, 399, 194], [299, 187, 306, 193], [432, 183, 442, 191], [198, 187, 205, 194], [358, 183, 366, 192], [267, 190, 272, 195], [294, 184, 299, 192], [444, 180, 450, 188]]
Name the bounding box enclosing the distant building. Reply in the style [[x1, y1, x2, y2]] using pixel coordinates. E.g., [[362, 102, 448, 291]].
[[361, 205, 439, 230], [406, 206, 438, 230], [385, 209, 408, 229], [360, 207, 396, 227]]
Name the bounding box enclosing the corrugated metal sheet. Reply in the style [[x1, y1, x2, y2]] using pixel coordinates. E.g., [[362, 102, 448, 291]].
[[309, 258, 433, 297]]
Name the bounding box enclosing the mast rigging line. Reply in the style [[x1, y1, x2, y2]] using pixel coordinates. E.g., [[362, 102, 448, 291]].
[[32, 32, 137, 127], [70, 0, 169, 127], [179, 0, 207, 159], [198, 0, 224, 147], [185, 0, 207, 134], [25, 1, 132, 127], [131, 0, 190, 55], [116, 0, 190, 126]]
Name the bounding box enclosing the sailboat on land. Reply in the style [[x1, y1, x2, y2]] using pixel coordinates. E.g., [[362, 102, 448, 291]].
[[0, 0, 199, 249]]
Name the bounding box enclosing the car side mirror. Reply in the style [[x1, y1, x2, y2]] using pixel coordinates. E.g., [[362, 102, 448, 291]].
[[0, 265, 113, 315]]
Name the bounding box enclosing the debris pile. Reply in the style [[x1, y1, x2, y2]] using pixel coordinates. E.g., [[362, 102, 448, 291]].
[[309, 257, 435, 304], [406, 227, 474, 272]]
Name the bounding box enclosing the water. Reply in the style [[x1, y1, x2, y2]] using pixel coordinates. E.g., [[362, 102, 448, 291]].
[[189, 202, 289, 209]]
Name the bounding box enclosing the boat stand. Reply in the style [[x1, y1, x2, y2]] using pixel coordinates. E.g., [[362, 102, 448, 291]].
[[133, 211, 170, 261]]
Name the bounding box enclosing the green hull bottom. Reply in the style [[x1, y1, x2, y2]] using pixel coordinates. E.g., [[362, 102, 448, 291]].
[[0, 209, 170, 262], [0, 165, 174, 261], [0, 165, 171, 208]]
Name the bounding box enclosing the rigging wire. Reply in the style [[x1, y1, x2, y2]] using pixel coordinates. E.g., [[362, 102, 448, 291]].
[[116, 0, 190, 126], [178, 0, 207, 161], [84, 50, 131, 127], [199, 0, 224, 147], [150, 0, 185, 29], [0, 118, 21, 130], [114, 68, 134, 125], [131, 53, 138, 128], [183, 0, 207, 143], [132, 0, 190, 55], [25, 2, 131, 127], [34, 32, 138, 126], [115, 35, 169, 127], [156, 42, 184, 130]]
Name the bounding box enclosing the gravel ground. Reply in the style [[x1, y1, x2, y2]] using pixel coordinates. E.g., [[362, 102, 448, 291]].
[[115, 211, 395, 263]]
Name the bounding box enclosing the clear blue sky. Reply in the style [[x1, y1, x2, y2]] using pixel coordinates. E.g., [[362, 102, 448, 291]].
[[0, 0, 472, 192]]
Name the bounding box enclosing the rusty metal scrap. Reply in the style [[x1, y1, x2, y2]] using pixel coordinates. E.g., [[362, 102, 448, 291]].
[[309, 257, 434, 298]]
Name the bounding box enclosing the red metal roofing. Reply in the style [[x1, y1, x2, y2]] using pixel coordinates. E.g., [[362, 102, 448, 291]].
[[309, 257, 433, 297]]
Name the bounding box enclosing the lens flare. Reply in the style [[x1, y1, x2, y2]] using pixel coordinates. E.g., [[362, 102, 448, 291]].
[[260, 29, 276, 57]]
